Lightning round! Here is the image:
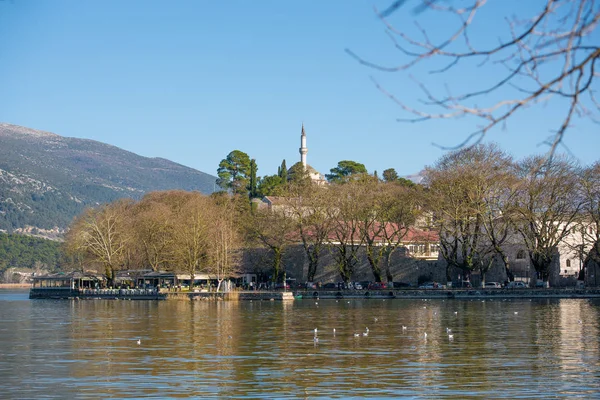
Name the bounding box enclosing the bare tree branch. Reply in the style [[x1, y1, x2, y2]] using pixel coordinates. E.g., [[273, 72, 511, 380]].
[[349, 0, 600, 157]]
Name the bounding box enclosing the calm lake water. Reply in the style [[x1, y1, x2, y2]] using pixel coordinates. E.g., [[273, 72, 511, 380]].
[[1, 290, 599, 399]]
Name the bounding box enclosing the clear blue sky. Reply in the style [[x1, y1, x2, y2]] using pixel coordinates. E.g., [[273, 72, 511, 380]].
[[1, 0, 598, 179]]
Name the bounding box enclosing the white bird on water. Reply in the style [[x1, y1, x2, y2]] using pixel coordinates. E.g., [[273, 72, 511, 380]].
[[333, 328, 336, 335], [514, 311, 519, 315], [354, 333, 360, 337], [137, 339, 141, 345], [314, 328, 318, 335], [424, 332, 428, 340], [448, 334, 454, 341], [402, 326, 407, 331], [446, 327, 452, 334]]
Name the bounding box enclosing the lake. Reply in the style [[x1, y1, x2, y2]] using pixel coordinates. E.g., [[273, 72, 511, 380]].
[[1, 290, 599, 399]]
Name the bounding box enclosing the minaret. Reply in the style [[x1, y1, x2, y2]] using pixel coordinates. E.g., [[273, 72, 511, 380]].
[[299, 123, 308, 169]]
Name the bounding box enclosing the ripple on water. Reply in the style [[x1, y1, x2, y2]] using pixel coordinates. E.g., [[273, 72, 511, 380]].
[[0, 296, 599, 398]]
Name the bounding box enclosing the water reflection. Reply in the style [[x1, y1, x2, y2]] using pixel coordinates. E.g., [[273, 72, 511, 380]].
[[1, 291, 599, 398]]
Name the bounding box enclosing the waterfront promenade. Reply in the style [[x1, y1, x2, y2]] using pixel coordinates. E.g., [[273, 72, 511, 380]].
[[26, 285, 600, 300]]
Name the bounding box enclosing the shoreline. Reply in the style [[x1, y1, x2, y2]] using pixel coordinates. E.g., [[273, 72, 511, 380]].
[[22, 287, 600, 300], [0, 283, 31, 289]]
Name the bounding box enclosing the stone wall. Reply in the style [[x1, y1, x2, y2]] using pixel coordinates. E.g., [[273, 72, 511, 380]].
[[240, 244, 439, 285]]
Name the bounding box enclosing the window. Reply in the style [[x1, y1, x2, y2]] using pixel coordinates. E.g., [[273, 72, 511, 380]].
[[516, 250, 526, 260], [564, 269, 568, 274], [566, 259, 571, 267]]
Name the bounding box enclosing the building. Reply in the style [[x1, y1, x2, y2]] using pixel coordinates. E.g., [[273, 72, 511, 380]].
[[298, 124, 327, 185]]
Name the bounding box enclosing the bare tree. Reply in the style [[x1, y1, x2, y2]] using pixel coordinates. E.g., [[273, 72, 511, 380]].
[[65, 200, 133, 283], [326, 182, 366, 283], [246, 206, 296, 284], [575, 162, 600, 278], [205, 197, 243, 292], [348, 0, 599, 157], [170, 194, 213, 291], [512, 156, 582, 284], [425, 144, 513, 284], [282, 181, 333, 282], [130, 195, 175, 272]]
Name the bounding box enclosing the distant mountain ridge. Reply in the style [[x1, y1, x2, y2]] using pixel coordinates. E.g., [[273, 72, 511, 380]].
[[0, 123, 216, 235]]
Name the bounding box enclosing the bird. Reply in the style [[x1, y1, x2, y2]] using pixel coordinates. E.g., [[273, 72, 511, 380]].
[[333, 328, 336, 334], [454, 311, 458, 315], [314, 336, 319, 343], [424, 332, 428, 340], [514, 311, 519, 315], [374, 317, 379, 322], [448, 334, 454, 341], [446, 327, 452, 334], [402, 326, 407, 331], [314, 328, 318, 335], [136, 339, 141, 345], [578, 320, 582, 324], [354, 333, 360, 337]]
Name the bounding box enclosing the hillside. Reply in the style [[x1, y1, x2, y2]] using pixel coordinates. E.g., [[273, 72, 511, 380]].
[[0, 123, 217, 234]]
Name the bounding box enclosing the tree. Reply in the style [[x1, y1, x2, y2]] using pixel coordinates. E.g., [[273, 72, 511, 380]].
[[326, 160, 368, 183], [373, 182, 421, 282], [283, 181, 333, 282], [578, 163, 600, 277], [382, 168, 399, 183], [170, 194, 213, 290], [512, 156, 582, 284], [65, 200, 133, 283], [348, 0, 599, 158], [256, 175, 284, 197], [205, 197, 242, 292], [278, 159, 288, 182], [288, 162, 312, 185], [326, 183, 365, 282], [425, 144, 514, 284], [129, 193, 176, 272], [217, 150, 251, 195], [246, 207, 296, 283], [249, 159, 258, 199]]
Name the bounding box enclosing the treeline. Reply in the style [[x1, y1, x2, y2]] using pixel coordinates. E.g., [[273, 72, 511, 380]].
[[0, 233, 62, 274], [63, 191, 243, 290], [63, 144, 600, 286], [62, 164, 423, 286]]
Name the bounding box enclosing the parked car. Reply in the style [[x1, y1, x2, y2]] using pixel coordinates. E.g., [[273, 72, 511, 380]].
[[352, 282, 362, 290], [305, 282, 317, 289], [418, 282, 436, 289], [507, 281, 527, 288], [368, 282, 387, 290], [323, 282, 337, 289], [484, 282, 502, 288], [392, 282, 412, 289], [359, 281, 371, 290]]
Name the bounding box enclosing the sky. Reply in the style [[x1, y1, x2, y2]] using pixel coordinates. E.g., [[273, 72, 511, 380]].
[[0, 0, 598, 179]]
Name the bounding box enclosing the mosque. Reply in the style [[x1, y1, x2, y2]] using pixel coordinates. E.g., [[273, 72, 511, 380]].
[[297, 124, 327, 185]]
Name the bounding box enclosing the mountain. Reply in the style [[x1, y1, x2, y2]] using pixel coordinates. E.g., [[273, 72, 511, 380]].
[[0, 123, 217, 236]]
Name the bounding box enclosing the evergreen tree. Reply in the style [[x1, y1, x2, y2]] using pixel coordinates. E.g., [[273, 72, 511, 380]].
[[248, 159, 258, 198], [279, 160, 288, 182], [216, 150, 251, 195]]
